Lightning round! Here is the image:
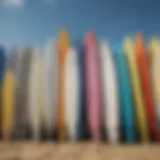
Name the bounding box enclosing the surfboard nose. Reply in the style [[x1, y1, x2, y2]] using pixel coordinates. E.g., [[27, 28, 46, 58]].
[[85, 32, 96, 45], [58, 29, 70, 54], [135, 33, 144, 52]]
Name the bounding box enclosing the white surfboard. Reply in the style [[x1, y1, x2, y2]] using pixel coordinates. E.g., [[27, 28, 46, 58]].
[[100, 42, 119, 143], [64, 48, 80, 141], [28, 49, 42, 140], [151, 40, 160, 126], [43, 40, 58, 136]]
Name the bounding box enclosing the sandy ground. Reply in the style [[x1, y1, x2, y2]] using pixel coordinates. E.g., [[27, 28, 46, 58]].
[[0, 143, 159, 160]]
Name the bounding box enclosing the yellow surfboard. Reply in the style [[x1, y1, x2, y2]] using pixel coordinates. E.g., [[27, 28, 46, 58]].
[[57, 29, 70, 141], [149, 38, 159, 64], [149, 38, 160, 125], [124, 38, 149, 142], [2, 70, 15, 140]]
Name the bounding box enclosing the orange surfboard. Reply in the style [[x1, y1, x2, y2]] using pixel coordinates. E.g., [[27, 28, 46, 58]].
[[135, 34, 160, 141], [57, 29, 70, 141]]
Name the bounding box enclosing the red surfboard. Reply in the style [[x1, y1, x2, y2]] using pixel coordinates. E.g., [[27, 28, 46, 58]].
[[135, 33, 160, 141]]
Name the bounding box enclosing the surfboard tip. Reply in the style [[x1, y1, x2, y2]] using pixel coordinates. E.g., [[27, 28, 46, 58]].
[[135, 33, 144, 50], [149, 38, 159, 53], [58, 28, 70, 52], [85, 31, 96, 45], [123, 37, 134, 53]]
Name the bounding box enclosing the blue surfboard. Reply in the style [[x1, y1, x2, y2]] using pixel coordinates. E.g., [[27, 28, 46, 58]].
[[75, 43, 87, 140], [0, 47, 6, 85], [0, 47, 6, 139], [113, 45, 136, 143]]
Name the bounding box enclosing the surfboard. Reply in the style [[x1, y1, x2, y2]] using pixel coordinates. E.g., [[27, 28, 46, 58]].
[[64, 47, 80, 141], [57, 29, 70, 141], [124, 38, 149, 143], [135, 34, 160, 141], [1, 49, 17, 140], [149, 38, 159, 65], [114, 45, 136, 143], [0, 47, 6, 139], [43, 40, 58, 138], [149, 39, 160, 127], [77, 45, 87, 140], [38, 53, 46, 140], [28, 49, 42, 140], [2, 70, 15, 140], [100, 42, 119, 143], [14, 48, 32, 139], [84, 32, 102, 141], [0, 47, 5, 85]]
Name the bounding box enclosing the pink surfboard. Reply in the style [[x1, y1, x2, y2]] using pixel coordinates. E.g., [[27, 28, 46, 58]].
[[84, 32, 102, 141]]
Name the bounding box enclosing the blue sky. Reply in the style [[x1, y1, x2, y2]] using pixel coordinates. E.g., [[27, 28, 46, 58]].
[[0, 0, 160, 47]]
